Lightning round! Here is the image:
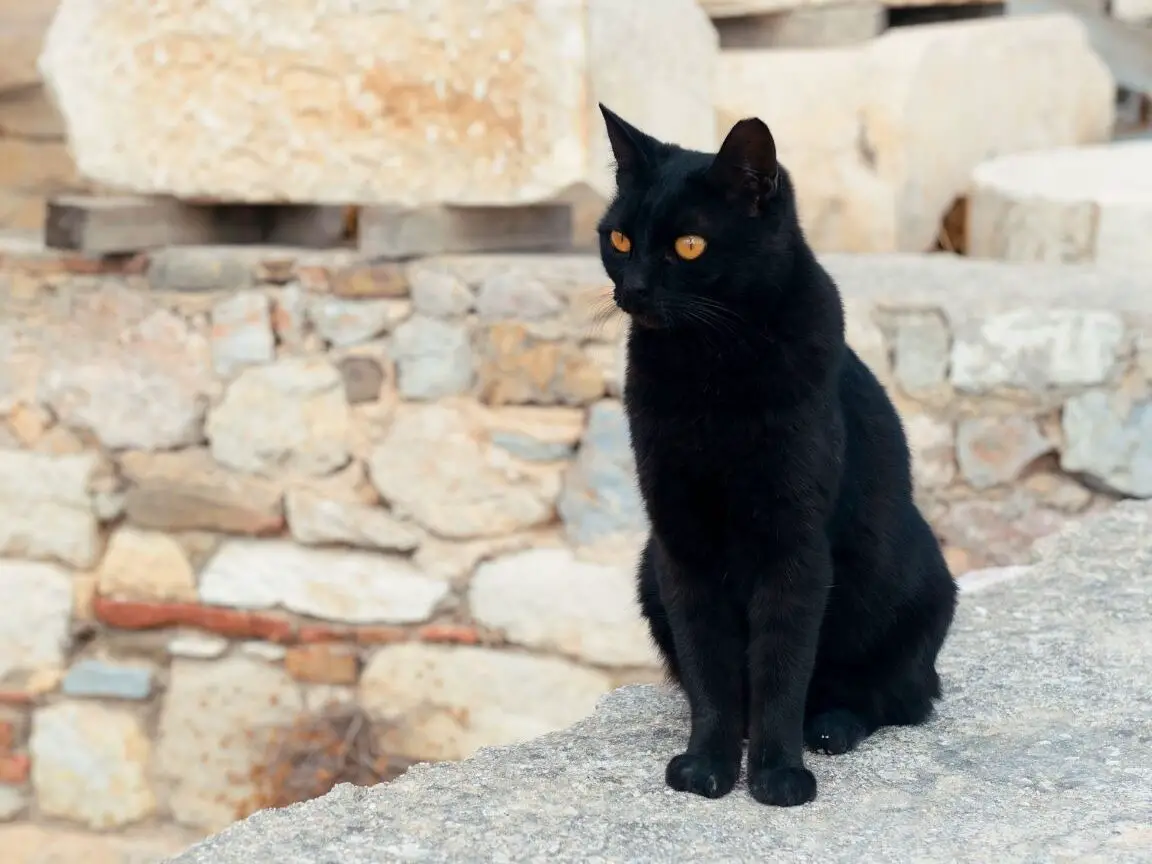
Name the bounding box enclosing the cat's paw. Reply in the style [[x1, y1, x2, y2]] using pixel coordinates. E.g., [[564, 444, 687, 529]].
[[805, 709, 868, 755], [747, 766, 817, 807], [665, 753, 739, 799]]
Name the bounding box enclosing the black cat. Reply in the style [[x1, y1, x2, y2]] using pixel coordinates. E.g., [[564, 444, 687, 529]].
[[596, 105, 957, 807]]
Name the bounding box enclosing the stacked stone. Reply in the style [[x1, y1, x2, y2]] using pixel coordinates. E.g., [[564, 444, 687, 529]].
[[1, 238, 1151, 855]]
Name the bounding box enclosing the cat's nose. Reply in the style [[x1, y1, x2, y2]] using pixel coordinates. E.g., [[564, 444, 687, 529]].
[[621, 275, 650, 297]]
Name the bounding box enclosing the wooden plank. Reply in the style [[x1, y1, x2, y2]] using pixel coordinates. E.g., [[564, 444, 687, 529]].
[[44, 195, 219, 253], [264, 205, 352, 248], [358, 203, 573, 259]]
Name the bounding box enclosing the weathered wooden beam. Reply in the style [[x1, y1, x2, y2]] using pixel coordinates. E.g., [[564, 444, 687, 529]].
[[358, 204, 573, 259]]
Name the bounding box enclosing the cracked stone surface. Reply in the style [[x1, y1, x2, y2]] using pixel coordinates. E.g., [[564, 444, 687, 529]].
[[168, 502, 1152, 863]]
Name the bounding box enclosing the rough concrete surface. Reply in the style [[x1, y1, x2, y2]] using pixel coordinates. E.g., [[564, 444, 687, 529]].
[[167, 503, 1152, 864]]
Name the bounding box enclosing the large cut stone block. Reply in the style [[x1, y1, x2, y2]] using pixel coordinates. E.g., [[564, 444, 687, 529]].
[[39, 0, 717, 205], [968, 141, 1152, 268], [717, 15, 1114, 252]]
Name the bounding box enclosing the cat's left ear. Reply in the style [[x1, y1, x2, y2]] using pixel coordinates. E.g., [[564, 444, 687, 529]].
[[706, 118, 780, 213]]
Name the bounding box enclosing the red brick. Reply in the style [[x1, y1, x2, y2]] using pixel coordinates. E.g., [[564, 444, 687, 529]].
[[284, 644, 360, 685], [0, 721, 16, 752], [0, 753, 30, 784], [297, 624, 356, 644], [417, 623, 482, 645], [0, 691, 34, 707], [353, 626, 409, 646], [94, 597, 296, 643]]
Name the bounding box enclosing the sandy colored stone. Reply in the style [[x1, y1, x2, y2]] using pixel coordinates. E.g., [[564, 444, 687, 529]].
[[199, 539, 449, 624], [969, 141, 1152, 268], [0, 560, 72, 682], [956, 415, 1052, 489], [0, 823, 195, 864], [35, 287, 214, 451], [30, 701, 156, 829], [207, 359, 350, 477], [0, 0, 57, 92], [284, 644, 359, 686], [360, 643, 612, 761], [285, 488, 421, 553], [40, 0, 716, 205], [0, 448, 99, 567], [716, 16, 1113, 252], [477, 323, 606, 406], [369, 401, 560, 539], [97, 527, 198, 602], [471, 548, 657, 667], [119, 448, 285, 535], [155, 656, 304, 831]]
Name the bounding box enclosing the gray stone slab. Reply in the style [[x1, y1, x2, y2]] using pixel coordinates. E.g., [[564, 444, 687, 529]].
[[167, 502, 1152, 864]]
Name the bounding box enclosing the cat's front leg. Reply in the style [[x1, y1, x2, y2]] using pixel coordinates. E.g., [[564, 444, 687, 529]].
[[654, 547, 745, 799], [745, 539, 832, 807]]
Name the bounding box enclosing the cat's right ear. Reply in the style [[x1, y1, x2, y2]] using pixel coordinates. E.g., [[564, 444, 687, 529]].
[[599, 103, 656, 179]]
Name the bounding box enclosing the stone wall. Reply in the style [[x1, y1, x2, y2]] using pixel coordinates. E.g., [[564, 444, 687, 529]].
[[1, 238, 1150, 853]]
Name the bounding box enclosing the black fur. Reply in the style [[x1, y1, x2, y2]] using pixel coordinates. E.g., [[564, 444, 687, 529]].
[[596, 105, 957, 807]]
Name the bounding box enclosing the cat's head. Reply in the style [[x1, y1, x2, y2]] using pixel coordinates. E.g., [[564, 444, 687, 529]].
[[596, 105, 798, 331]]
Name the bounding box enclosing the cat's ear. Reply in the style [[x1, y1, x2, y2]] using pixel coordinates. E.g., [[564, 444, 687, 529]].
[[707, 118, 780, 212], [599, 103, 657, 178]]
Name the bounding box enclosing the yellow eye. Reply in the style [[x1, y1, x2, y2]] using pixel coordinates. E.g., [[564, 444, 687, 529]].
[[609, 230, 632, 253], [674, 235, 707, 260]]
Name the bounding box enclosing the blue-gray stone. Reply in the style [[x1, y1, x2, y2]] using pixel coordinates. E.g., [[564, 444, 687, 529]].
[[62, 660, 154, 701], [1061, 390, 1152, 498], [490, 431, 574, 463], [558, 400, 646, 546]]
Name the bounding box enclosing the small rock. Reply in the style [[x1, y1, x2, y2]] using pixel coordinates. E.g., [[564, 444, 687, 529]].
[[239, 642, 287, 662], [956, 416, 1051, 490], [893, 311, 949, 393], [407, 265, 474, 318], [285, 488, 421, 552], [390, 316, 474, 400], [155, 657, 303, 830], [1061, 390, 1152, 498], [148, 248, 253, 292], [0, 786, 26, 821], [903, 413, 956, 491], [359, 644, 612, 761], [471, 548, 657, 667], [207, 359, 351, 476], [329, 263, 409, 299], [5, 403, 51, 446], [120, 448, 284, 535], [950, 310, 1125, 393], [486, 406, 586, 462], [38, 297, 213, 450], [1021, 472, 1093, 513], [167, 632, 230, 660], [476, 272, 564, 321], [97, 527, 198, 602], [270, 284, 309, 347], [199, 539, 449, 624], [30, 701, 156, 829], [558, 401, 646, 547], [336, 356, 385, 404], [309, 296, 411, 347], [935, 494, 1069, 569], [368, 402, 560, 539], [0, 560, 73, 681], [61, 659, 154, 700], [284, 644, 359, 686], [0, 448, 99, 567], [477, 323, 605, 406], [209, 292, 275, 377]]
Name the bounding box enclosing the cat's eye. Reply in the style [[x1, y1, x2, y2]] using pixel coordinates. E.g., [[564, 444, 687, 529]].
[[609, 230, 632, 253], [674, 235, 707, 260]]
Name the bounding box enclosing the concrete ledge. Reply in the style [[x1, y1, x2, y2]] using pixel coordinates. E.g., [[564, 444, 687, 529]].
[[168, 503, 1152, 864]]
